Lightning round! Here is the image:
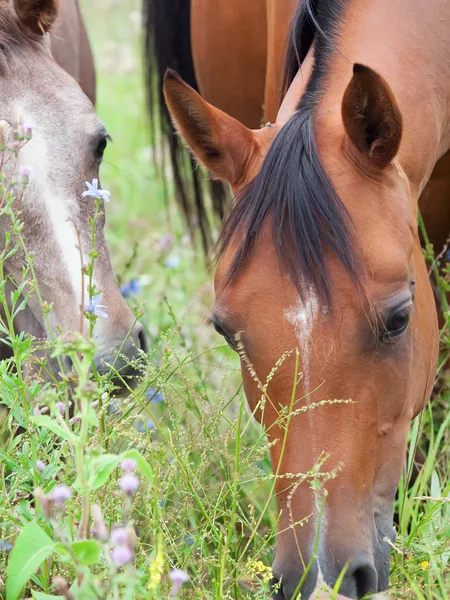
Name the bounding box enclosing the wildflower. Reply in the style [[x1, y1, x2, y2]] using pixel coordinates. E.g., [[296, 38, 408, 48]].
[[19, 165, 33, 184], [169, 569, 189, 597], [22, 120, 34, 139], [85, 294, 108, 319], [184, 534, 194, 547], [118, 473, 140, 495], [110, 527, 129, 546], [36, 460, 46, 472], [148, 547, 165, 592], [50, 484, 72, 506], [166, 254, 180, 269], [135, 418, 155, 433], [120, 458, 137, 473], [145, 387, 164, 403], [111, 544, 133, 566], [120, 278, 141, 298], [420, 560, 429, 570], [55, 401, 66, 415], [33, 406, 41, 416], [0, 540, 12, 552], [82, 178, 111, 202]]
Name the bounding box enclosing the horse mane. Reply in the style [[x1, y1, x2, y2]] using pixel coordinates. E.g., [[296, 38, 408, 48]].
[[143, 0, 227, 255], [216, 0, 361, 304]]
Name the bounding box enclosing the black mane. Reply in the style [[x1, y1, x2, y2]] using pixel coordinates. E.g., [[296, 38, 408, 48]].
[[217, 0, 361, 303]]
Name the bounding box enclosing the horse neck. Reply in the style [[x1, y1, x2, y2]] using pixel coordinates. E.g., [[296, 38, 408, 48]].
[[317, 0, 450, 198]]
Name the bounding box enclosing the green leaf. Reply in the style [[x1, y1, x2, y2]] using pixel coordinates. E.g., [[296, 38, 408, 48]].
[[70, 540, 101, 565], [89, 454, 122, 491], [32, 594, 64, 600], [6, 521, 55, 600], [123, 449, 153, 486], [31, 415, 77, 443]]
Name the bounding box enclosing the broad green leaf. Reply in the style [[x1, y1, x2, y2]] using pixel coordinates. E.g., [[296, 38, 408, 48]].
[[70, 540, 101, 565], [89, 454, 122, 491], [6, 521, 55, 600], [123, 449, 153, 485], [32, 594, 64, 600], [31, 415, 77, 443]]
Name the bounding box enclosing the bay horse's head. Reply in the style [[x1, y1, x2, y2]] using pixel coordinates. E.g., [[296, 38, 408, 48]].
[[0, 1, 147, 391], [164, 63, 438, 598]]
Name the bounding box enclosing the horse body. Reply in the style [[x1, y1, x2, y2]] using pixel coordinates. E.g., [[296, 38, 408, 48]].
[[164, 0, 448, 597], [0, 1, 146, 390]]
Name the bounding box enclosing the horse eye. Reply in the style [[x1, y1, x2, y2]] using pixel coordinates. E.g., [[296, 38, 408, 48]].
[[380, 307, 411, 342], [212, 320, 237, 351], [94, 136, 108, 161]]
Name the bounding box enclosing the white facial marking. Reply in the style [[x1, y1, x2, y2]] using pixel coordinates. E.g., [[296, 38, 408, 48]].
[[285, 290, 319, 398], [16, 114, 92, 332]]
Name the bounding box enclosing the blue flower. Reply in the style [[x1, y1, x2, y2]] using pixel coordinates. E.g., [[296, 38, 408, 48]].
[[134, 418, 155, 433], [166, 254, 180, 269], [120, 278, 141, 298], [184, 534, 194, 547], [446, 250, 450, 262], [82, 178, 111, 202], [86, 294, 108, 319], [0, 540, 12, 552], [145, 387, 164, 403]]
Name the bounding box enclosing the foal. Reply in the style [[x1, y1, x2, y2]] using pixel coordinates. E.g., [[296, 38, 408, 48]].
[[0, 0, 147, 391]]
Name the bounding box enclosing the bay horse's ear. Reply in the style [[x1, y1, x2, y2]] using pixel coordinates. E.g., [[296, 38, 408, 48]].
[[14, 0, 59, 35], [163, 69, 260, 187], [342, 64, 402, 169]]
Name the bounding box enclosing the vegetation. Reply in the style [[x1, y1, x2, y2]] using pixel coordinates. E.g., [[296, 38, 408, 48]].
[[0, 0, 448, 598]]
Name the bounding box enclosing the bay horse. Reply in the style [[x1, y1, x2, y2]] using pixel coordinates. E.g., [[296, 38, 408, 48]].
[[0, 0, 147, 391], [144, 0, 297, 252], [163, 0, 449, 597]]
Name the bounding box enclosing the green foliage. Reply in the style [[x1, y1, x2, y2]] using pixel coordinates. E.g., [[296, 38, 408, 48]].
[[0, 1, 447, 600]]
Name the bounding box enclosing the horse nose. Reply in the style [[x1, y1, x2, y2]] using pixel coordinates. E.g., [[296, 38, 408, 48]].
[[272, 556, 378, 599], [94, 322, 148, 391]]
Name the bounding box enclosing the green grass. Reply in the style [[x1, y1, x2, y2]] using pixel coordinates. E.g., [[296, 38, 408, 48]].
[[0, 0, 448, 598]]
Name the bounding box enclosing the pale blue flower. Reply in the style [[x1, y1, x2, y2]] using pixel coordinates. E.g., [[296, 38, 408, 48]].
[[82, 178, 111, 202], [120, 278, 141, 298], [134, 418, 155, 433], [86, 294, 108, 319], [0, 540, 12, 552], [166, 254, 180, 269], [145, 387, 164, 403]]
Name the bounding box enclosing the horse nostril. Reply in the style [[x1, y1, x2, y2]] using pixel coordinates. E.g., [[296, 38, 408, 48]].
[[351, 562, 378, 599], [137, 327, 148, 353]]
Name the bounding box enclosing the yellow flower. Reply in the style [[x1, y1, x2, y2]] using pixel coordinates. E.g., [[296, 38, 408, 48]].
[[247, 559, 273, 584], [147, 535, 165, 594], [420, 560, 429, 570]]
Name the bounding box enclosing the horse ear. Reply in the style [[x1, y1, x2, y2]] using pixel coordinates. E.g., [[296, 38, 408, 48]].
[[14, 0, 59, 35], [342, 64, 402, 169], [163, 69, 260, 187]]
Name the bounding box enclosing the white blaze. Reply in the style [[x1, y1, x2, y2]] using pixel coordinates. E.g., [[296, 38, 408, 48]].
[[285, 290, 319, 398], [15, 116, 91, 330]]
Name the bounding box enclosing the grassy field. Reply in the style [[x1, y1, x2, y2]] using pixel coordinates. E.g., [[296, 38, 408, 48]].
[[0, 0, 448, 598]]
